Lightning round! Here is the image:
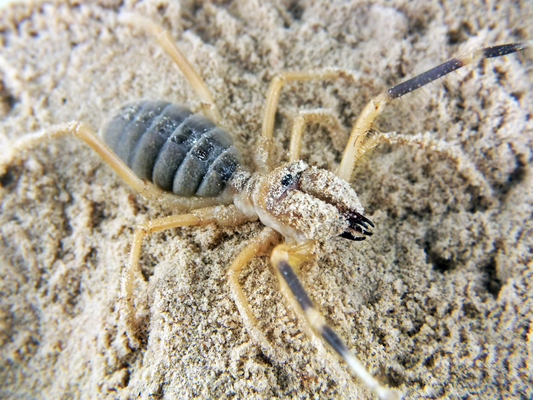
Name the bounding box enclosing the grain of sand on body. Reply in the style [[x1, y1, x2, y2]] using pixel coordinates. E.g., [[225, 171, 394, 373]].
[[0, 0, 532, 399]]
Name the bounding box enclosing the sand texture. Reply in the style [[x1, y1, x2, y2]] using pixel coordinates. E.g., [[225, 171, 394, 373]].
[[1, 0, 532, 399]]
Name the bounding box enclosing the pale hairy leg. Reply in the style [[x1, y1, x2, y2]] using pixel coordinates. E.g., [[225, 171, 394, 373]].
[[257, 69, 359, 172], [1, 121, 222, 211], [288, 109, 345, 162], [271, 243, 400, 400], [227, 227, 281, 359], [337, 42, 530, 182], [371, 131, 493, 196], [123, 205, 253, 346], [118, 13, 221, 124]]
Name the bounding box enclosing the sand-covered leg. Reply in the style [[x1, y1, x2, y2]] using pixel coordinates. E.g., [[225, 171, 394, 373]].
[[257, 69, 358, 172], [337, 42, 531, 182], [271, 243, 400, 400], [289, 109, 345, 162], [336, 92, 389, 181], [227, 227, 281, 358], [123, 205, 252, 347], [267, 240, 349, 386], [118, 13, 221, 124], [2, 121, 148, 192], [0, 121, 204, 209], [371, 131, 493, 196]]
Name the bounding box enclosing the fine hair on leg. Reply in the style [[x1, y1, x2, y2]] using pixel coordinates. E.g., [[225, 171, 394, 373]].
[[289, 109, 345, 162], [337, 42, 532, 182], [123, 205, 253, 347], [118, 12, 221, 124], [1, 121, 221, 211], [257, 69, 359, 172], [227, 227, 281, 359], [270, 243, 400, 400]]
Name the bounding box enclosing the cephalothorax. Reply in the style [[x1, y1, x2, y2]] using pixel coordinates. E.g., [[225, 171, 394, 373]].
[[3, 13, 530, 400], [233, 160, 373, 243]]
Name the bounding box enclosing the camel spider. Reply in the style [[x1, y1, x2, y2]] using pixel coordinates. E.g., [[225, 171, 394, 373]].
[[3, 13, 529, 400]]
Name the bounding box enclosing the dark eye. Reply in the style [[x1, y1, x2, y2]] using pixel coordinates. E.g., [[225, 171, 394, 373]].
[[281, 174, 293, 186]]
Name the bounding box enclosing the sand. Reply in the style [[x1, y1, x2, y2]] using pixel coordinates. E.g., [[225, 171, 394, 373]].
[[0, 0, 532, 399]]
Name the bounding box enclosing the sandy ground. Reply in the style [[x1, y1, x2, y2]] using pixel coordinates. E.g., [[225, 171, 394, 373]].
[[0, 0, 532, 399]]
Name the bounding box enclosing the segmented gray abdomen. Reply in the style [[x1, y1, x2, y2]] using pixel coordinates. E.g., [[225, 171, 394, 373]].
[[101, 100, 241, 197]]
